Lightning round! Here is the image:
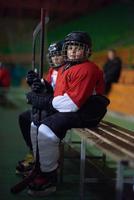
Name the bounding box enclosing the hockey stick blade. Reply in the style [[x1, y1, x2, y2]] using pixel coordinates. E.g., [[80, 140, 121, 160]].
[[33, 22, 41, 40], [32, 22, 41, 70], [33, 15, 49, 40], [10, 168, 37, 194]]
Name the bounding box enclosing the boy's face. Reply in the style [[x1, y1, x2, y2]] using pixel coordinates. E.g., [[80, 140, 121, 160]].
[[51, 55, 64, 67], [67, 45, 84, 60]]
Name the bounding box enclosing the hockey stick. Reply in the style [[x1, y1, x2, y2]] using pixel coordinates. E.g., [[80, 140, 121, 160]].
[[32, 13, 49, 71], [32, 22, 41, 70], [40, 8, 45, 78], [10, 8, 46, 194]]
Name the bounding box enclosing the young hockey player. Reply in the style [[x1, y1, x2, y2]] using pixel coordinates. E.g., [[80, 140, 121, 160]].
[[27, 31, 109, 196], [16, 41, 64, 176]]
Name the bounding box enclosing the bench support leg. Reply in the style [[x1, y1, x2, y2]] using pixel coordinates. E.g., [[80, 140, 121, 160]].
[[80, 138, 86, 200], [116, 161, 124, 200]]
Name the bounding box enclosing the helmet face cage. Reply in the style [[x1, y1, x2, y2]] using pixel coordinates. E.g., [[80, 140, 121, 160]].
[[47, 50, 64, 68], [63, 41, 91, 63]]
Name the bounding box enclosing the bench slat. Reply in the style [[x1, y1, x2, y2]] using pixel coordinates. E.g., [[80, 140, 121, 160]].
[[87, 128, 134, 159], [72, 119, 134, 167], [100, 123, 134, 142], [72, 128, 126, 161], [102, 121, 134, 137], [99, 125, 134, 146], [86, 129, 134, 160]]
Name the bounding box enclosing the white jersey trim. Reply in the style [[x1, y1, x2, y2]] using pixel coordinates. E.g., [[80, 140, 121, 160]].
[[52, 93, 79, 112]]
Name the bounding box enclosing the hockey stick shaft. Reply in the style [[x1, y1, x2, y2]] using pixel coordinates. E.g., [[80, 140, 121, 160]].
[[40, 8, 45, 78], [10, 9, 46, 194]]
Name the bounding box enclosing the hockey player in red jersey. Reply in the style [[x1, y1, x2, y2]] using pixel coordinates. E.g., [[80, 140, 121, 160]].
[[27, 31, 110, 196], [45, 41, 64, 88], [16, 41, 64, 176]]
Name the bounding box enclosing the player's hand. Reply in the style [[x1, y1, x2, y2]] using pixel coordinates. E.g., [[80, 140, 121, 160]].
[[31, 78, 45, 93], [26, 70, 39, 86]]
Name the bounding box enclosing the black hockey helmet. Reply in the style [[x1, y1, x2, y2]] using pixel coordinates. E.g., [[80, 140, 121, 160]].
[[63, 31, 92, 63], [47, 41, 64, 67], [64, 31, 92, 48]]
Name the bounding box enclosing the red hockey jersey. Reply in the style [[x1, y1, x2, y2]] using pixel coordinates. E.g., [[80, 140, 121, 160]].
[[45, 67, 54, 83], [45, 67, 58, 89], [53, 61, 104, 110]]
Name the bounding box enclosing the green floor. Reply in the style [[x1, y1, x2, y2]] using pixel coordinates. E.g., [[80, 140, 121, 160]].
[[0, 87, 134, 200]]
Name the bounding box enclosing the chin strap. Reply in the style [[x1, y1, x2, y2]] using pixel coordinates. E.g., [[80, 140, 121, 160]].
[[62, 63, 73, 72], [63, 59, 86, 72]]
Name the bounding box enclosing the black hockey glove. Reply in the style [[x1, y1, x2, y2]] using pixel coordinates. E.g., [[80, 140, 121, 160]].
[[31, 78, 45, 93], [26, 70, 39, 86], [26, 91, 55, 112], [31, 78, 54, 94]]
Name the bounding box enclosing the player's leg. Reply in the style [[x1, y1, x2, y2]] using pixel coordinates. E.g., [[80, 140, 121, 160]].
[[28, 97, 108, 196], [16, 110, 34, 175], [30, 122, 38, 159], [28, 123, 59, 196], [19, 110, 32, 150], [28, 112, 82, 196]]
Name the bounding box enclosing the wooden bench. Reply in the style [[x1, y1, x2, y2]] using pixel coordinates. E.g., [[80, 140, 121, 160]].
[[64, 121, 134, 200]]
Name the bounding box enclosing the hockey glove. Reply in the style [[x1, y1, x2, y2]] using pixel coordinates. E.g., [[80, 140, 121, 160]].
[[31, 78, 45, 93], [26, 91, 54, 111], [26, 70, 39, 86], [31, 78, 54, 94]]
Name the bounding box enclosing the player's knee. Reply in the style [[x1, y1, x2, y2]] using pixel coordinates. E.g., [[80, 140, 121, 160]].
[[30, 122, 37, 136], [31, 122, 37, 128], [18, 112, 24, 123], [38, 124, 59, 143], [19, 111, 29, 124]]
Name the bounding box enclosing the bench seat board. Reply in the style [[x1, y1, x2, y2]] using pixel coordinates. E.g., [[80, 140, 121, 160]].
[[72, 122, 134, 167], [102, 121, 134, 136]]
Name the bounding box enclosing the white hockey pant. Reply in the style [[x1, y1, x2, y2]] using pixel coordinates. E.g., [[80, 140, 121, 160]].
[[31, 122, 60, 172]]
